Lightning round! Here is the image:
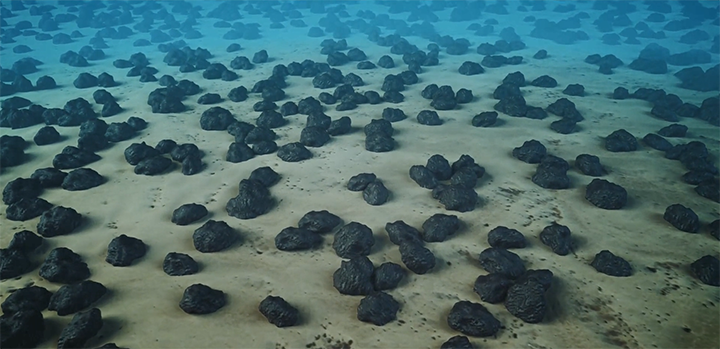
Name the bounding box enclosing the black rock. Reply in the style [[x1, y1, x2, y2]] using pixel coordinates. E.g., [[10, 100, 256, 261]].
[[409, 165, 438, 189], [690, 255, 719, 286], [421, 214, 460, 242], [487, 226, 526, 249], [441, 335, 474, 349], [585, 179, 627, 210], [437, 185, 478, 212], [709, 220, 720, 240], [532, 155, 570, 189], [226, 179, 273, 219], [473, 273, 513, 303], [357, 292, 399, 326], [575, 154, 604, 176], [6, 197, 53, 221], [73, 72, 98, 89], [399, 242, 435, 274], [172, 203, 208, 225], [134, 156, 172, 176], [347, 173, 376, 191], [642, 133, 672, 151], [531, 75, 557, 87], [105, 122, 135, 142], [417, 110, 443, 125], [458, 61, 484, 75], [277, 142, 312, 162], [372, 262, 405, 291], [663, 204, 700, 233], [385, 221, 423, 246], [179, 284, 226, 314], [106, 234, 146, 267], [226, 142, 255, 163], [37, 206, 82, 237], [275, 227, 322, 251], [1, 286, 52, 314], [57, 308, 103, 349], [0, 248, 33, 280], [333, 222, 374, 259], [0, 310, 45, 348], [657, 124, 688, 138], [48, 280, 106, 316], [447, 301, 501, 337], [333, 256, 375, 295], [563, 84, 585, 96], [590, 250, 632, 277], [39, 247, 89, 284], [259, 295, 299, 328], [200, 106, 235, 131], [300, 127, 330, 147], [163, 252, 198, 276], [8, 230, 43, 253], [298, 210, 341, 233], [193, 220, 236, 252], [249, 166, 280, 187], [363, 180, 389, 205], [124, 142, 161, 166], [478, 247, 525, 278], [539, 223, 573, 255], [382, 107, 406, 122], [377, 55, 395, 68], [512, 140, 546, 164], [3, 177, 42, 205], [61, 166, 105, 191], [504, 279, 547, 323]]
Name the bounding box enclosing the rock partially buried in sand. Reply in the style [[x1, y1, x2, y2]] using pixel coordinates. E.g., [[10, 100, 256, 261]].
[[590, 250, 632, 277], [2, 177, 42, 205], [512, 140, 546, 164], [357, 292, 400, 326], [180, 284, 226, 314], [8, 230, 43, 253], [372, 262, 405, 291], [539, 223, 573, 256], [226, 179, 273, 219], [347, 173, 376, 191], [193, 220, 237, 253], [259, 295, 300, 327], [435, 185, 478, 212], [39, 247, 90, 284], [478, 247, 526, 278], [440, 336, 474, 349], [57, 308, 103, 349], [363, 179, 389, 205], [249, 166, 280, 187], [37, 206, 82, 237], [421, 214, 460, 242], [48, 280, 106, 316], [171, 203, 208, 225], [531, 155, 570, 190], [61, 168, 104, 191], [473, 273, 513, 304], [0, 248, 33, 280], [575, 154, 604, 176], [163, 252, 199, 276], [333, 256, 375, 296], [399, 242, 436, 274], [298, 210, 342, 233], [663, 204, 700, 233], [690, 255, 719, 287], [1, 285, 52, 314], [277, 142, 312, 162], [487, 226, 526, 249], [447, 301, 501, 337], [332, 222, 375, 259], [134, 156, 173, 175], [504, 279, 547, 323], [605, 129, 638, 152], [275, 227, 323, 251], [6, 197, 53, 221], [106, 234, 147, 266], [0, 310, 45, 348], [585, 179, 627, 210]]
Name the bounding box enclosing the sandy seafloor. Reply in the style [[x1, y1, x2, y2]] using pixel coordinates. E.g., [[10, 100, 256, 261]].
[[1, 1, 719, 348]]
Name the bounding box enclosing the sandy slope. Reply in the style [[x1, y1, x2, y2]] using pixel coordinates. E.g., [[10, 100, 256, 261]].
[[1, 1, 719, 348]]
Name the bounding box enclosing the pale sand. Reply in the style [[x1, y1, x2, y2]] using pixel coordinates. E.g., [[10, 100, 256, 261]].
[[1, 1, 719, 348]]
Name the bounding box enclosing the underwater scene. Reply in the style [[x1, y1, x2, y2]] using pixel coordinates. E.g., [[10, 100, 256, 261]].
[[0, 0, 719, 348]]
